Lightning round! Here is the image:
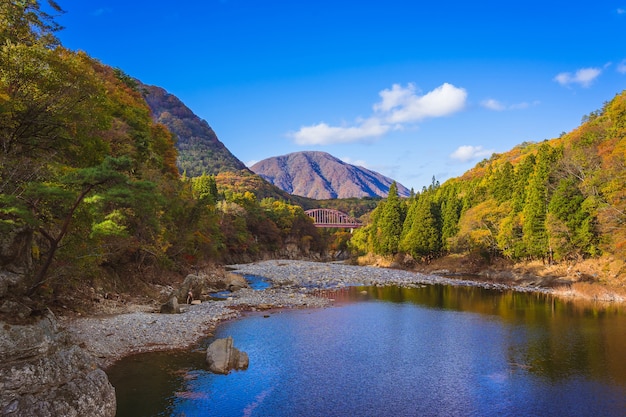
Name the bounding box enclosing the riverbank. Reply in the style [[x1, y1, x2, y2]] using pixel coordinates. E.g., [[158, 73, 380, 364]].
[[63, 259, 562, 369]]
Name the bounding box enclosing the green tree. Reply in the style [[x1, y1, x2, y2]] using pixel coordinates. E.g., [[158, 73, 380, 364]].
[[547, 177, 599, 260], [0, 0, 63, 47], [439, 184, 462, 250], [511, 154, 536, 212], [490, 162, 515, 203], [20, 157, 150, 292], [191, 173, 219, 204], [400, 191, 441, 260], [373, 182, 405, 255], [522, 144, 560, 260]]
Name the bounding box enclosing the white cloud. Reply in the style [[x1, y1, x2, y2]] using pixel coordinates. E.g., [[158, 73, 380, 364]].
[[481, 99, 505, 111], [340, 156, 369, 168], [246, 160, 259, 167], [288, 83, 467, 145], [481, 99, 538, 111], [450, 145, 494, 163], [554, 67, 602, 87], [290, 118, 390, 145], [378, 83, 467, 124], [618, 60, 626, 74]]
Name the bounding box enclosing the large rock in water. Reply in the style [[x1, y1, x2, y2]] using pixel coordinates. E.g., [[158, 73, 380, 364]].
[[0, 312, 116, 417], [205, 337, 249, 374]]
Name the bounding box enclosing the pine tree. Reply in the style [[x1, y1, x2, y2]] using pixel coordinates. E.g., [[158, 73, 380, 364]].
[[440, 186, 461, 250], [400, 191, 441, 259], [522, 144, 559, 260], [512, 154, 536, 212], [373, 182, 405, 255]]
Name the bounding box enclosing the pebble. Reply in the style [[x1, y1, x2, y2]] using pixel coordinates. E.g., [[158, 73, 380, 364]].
[[64, 260, 553, 368]]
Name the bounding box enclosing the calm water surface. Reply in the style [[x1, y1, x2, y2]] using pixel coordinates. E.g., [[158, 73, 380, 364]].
[[108, 284, 626, 417]]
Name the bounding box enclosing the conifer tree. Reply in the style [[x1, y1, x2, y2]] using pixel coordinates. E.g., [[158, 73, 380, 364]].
[[522, 144, 559, 260], [400, 191, 441, 260], [512, 154, 536, 212], [373, 182, 405, 255]]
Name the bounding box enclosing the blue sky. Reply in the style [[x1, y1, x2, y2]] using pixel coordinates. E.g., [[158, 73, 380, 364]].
[[55, 1, 626, 191]]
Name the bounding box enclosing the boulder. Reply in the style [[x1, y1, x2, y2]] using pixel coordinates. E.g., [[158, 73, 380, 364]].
[[224, 272, 248, 292], [205, 336, 249, 374], [175, 274, 212, 302], [0, 312, 116, 417], [159, 296, 181, 314], [175, 271, 250, 302]]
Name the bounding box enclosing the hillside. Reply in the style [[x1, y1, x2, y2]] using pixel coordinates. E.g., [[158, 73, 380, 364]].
[[352, 90, 626, 284], [140, 83, 248, 176], [251, 151, 411, 199]]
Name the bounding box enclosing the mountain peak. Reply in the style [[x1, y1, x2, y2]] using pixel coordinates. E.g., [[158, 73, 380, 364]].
[[140, 83, 248, 176], [251, 151, 411, 199]]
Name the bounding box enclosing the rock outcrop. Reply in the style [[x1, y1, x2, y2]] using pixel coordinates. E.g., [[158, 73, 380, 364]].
[[174, 271, 249, 303], [0, 312, 116, 417], [205, 336, 249, 374]]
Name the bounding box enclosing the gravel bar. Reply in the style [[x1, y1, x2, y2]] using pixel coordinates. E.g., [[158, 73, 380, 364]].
[[65, 260, 553, 368], [228, 259, 555, 294]]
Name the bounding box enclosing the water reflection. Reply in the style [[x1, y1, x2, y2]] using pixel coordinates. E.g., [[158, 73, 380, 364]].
[[329, 285, 626, 386], [108, 284, 626, 417]]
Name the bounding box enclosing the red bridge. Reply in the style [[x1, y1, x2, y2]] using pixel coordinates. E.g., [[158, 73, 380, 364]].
[[305, 209, 362, 229]]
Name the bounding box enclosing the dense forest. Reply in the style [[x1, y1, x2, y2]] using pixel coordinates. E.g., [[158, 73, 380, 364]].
[[351, 91, 626, 281], [2, 1, 625, 310], [0, 1, 332, 304]]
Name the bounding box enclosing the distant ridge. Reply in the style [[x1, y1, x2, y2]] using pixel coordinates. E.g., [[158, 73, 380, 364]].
[[251, 151, 411, 199], [140, 84, 248, 176]]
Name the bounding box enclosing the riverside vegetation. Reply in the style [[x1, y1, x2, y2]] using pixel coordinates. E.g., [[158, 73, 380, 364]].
[[1, 1, 626, 416]]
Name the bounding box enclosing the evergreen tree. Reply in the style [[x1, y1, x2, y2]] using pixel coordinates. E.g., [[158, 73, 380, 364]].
[[440, 186, 461, 250], [547, 177, 598, 259], [491, 162, 515, 203], [522, 144, 559, 260], [400, 191, 441, 259], [373, 182, 405, 255], [511, 154, 536, 212]]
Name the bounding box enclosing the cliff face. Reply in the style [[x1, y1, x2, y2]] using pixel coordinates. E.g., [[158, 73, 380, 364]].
[[0, 312, 116, 417], [251, 151, 411, 199], [140, 84, 248, 176]]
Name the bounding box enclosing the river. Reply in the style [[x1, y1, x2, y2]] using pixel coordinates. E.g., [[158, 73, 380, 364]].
[[107, 284, 626, 417]]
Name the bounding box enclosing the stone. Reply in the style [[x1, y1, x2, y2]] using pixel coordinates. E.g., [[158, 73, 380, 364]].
[[160, 296, 181, 314], [0, 300, 32, 319], [0, 270, 25, 298], [205, 336, 249, 374], [224, 272, 249, 292], [0, 312, 116, 417]]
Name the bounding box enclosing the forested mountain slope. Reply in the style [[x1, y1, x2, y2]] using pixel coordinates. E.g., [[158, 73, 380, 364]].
[[0, 4, 328, 307], [352, 90, 626, 282], [141, 83, 248, 176], [251, 151, 411, 199]]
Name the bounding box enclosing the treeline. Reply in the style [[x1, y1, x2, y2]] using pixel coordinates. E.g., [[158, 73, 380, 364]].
[[351, 90, 626, 269], [0, 1, 324, 299]]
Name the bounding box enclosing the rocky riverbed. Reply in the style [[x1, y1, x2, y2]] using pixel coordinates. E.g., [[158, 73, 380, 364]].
[[63, 260, 555, 370], [3, 260, 618, 416]]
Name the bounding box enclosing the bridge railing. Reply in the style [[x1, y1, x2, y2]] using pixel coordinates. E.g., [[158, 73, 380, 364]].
[[304, 209, 362, 229]]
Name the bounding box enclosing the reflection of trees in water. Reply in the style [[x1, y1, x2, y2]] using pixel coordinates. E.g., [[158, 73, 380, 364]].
[[324, 284, 626, 385]]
